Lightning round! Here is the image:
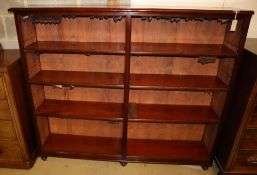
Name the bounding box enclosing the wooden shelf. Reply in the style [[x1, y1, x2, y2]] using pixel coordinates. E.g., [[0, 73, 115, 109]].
[[131, 43, 237, 57], [36, 100, 123, 121], [130, 74, 228, 91], [24, 42, 236, 58], [127, 139, 209, 163], [43, 134, 122, 160], [129, 104, 219, 123], [24, 41, 125, 55], [30, 71, 124, 89]]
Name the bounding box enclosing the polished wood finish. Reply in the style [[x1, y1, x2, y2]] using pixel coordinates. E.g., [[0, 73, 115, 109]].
[[130, 74, 228, 91], [127, 139, 209, 164], [131, 43, 236, 58], [0, 78, 7, 100], [30, 71, 124, 89], [215, 39, 257, 175], [36, 100, 123, 121], [8, 6, 254, 15], [128, 123, 204, 141], [0, 141, 23, 161], [44, 134, 122, 160], [0, 121, 16, 140], [9, 6, 252, 168], [0, 49, 20, 72], [36, 100, 218, 123], [25, 41, 125, 55], [0, 100, 12, 120], [0, 50, 36, 169], [129, 104, 218, 123], [30, 71, 228, 91], [49, 118, 123, 138]]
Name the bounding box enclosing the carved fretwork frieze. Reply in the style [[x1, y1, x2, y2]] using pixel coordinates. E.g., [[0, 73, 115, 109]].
[[89, 16, 124, 22], [21, 15, 124, 24], [217, 19, 231, 24], [63, 15, 76, 19], [113, 16, 123, 22], [21, 15, 231, 24], [140, 16, 232, 24], [31, 15, 62, 24]]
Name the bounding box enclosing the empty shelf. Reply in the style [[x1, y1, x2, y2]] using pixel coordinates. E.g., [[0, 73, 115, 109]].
[[30, 71, 124, 89], [25, 41, 125, 55], [43, 134, 122, 160], [130, 74, 228, 91], [129, 103, 219, 123], [127, 139, 210, 164], [36, 100, 123, 121], [131, 43, 237, 57]]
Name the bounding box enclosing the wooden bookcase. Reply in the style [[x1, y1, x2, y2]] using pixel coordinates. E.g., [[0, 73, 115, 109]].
[[9, 6, 253, 169]]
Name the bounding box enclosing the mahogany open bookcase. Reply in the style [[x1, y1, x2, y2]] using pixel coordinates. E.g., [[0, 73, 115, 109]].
[[9, 6, 253, 169]]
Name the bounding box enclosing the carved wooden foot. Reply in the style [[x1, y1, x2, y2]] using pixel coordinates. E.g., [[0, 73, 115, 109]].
[[201, 165, 209, 170], [120, 161, 128, 167], [41, 154, 48, 161]]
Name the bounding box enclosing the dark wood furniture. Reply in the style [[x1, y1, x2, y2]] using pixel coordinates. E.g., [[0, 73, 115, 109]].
[[9, 5, 253, 169], [215, 39, 257, 174], [0, 50, 36, 168]]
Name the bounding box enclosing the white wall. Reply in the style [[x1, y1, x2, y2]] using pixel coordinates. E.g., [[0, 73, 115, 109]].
[[224, 0, 257, 38], [0, 0, 256, 49]]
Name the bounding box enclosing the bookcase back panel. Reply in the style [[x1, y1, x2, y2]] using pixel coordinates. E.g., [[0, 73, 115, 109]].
[[44, 86, 123, 103], [130, 90, 212, 105], [131, 56, 219, 75], [128, 123, 204, 141], [131, 18, 226, 44], [36, 18, 125, 42], [49, 118, 122, 138], [40, 54, 124, 73], [21, 19, 37, 47]]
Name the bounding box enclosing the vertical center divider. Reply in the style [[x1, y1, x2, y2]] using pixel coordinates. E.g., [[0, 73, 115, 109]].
[[122, 13, 132, 162]]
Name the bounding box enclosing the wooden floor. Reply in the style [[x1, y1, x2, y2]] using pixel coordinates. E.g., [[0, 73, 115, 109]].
[[0, 157, 219, 175]]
